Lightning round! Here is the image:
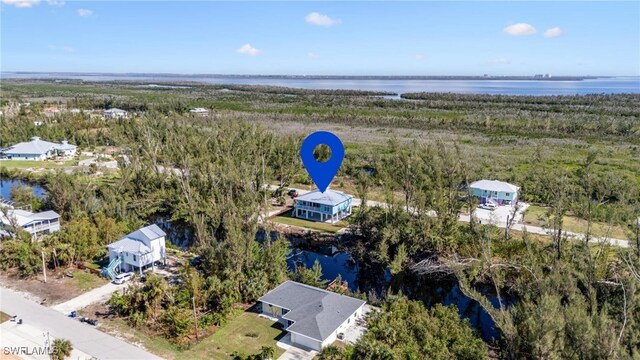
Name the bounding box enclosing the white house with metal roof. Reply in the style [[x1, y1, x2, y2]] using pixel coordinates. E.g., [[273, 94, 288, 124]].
[[258, 280, 366, 351], [105, 224, 167, 277], [470, 179, 520, 206], [293, 189, 353, 223], [0, 206, 61, 238], [103, 108, 128, 119], [189, 107, 209, 117], [2, 137, 77, 160]]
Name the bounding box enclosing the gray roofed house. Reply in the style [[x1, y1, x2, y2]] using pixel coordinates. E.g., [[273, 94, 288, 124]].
[[2, 137, 77, 161], [105, 224, 167, 276], [0, 206, 61, 238], [470, 179, 520, 206], [258, 280, 366, 351], [103, 108, 128, 119], [189, 108, 210, 117], [293, 189, 353, 224]]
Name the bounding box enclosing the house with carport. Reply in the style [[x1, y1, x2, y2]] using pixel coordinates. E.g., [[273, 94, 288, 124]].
[[293, 189, 353, 224], [258, 280, 366, 351]]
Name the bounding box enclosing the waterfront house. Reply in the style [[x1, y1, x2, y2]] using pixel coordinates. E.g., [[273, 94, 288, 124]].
[[470, 179, 519, 205], [105, 224, 167, 277], [258, 280, 366, 351], [293, 189, 353, 223], [0, 204, 61, 238], [2, 137, 77, 161], [55, 141, 77, 158], [103, 108, 128, 119]]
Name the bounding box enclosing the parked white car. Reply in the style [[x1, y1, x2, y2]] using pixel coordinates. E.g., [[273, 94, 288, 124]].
[[479, 202, 497, 211], [113, 272, 134, 284]]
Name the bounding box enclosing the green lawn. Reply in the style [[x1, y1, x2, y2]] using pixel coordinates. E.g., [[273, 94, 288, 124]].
[[96, 311, 286, 360], [178, 311, 286, 360], [524, 205, 628, 240], [0, 159, 78, 170], [271, 210, 346, 233], [70, 270, 108, 292]]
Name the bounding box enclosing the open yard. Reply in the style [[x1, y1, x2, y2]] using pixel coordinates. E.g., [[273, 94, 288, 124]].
[[271, 210, 347, 233], [179, 311, 286, 360], [523, 205, 629, 240], [87, 305, 286, 360], [0, 159, 80, 170], [0, 268, 107, 304]]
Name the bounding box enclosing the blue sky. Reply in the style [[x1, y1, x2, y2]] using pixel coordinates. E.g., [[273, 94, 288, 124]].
[[1, 1, 639, 75]]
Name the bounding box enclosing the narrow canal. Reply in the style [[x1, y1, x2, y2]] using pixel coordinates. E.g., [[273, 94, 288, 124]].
[[3, 178, 504, 341]]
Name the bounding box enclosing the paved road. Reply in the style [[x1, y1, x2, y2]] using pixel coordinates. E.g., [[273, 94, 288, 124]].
[[269, 185, 630, 248], [52, 282, 122, 315], [0, 287, 162, 360], [1, 321, 93, 360]]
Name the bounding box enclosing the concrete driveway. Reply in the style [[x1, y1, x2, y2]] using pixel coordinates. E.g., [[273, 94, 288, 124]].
[[276, 333, 318, 360], [1, 287, 161, 360], [51, 282, 123, 315], [473, 203, 529, 226]]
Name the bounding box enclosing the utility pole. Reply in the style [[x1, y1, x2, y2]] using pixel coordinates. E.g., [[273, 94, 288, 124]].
[[636, 217, 639, 256], [41, 250, 47, 283], [192, 297, 199, 340]]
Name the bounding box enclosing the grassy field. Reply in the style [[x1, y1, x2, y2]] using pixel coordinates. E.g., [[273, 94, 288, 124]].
[[0, 159, 78, 170], [271, 210, 346, 233], [524, 205, 628, 240], [93, 310, 285, 360], [178, 311, 286, 360], [70, 270, 108, 292]]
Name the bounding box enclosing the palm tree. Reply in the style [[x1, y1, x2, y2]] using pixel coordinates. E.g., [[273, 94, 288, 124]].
[[259, 346, 275, 360], [50, 338, 73, 360], [318, 345, 344, 360]]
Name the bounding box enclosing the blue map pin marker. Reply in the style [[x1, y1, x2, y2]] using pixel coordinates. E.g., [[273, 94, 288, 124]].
[[300, 131, 344, 193]]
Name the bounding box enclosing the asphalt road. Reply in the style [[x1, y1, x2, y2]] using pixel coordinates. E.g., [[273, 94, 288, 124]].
[[0, 287, 162, 360]]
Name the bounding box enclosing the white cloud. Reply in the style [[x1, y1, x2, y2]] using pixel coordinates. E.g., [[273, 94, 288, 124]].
[[77, 8, 92, 17], [488, 58, 511, 65], [1, 0, 40, 8], [503, 23, 536, 36], [63, 46, 75, 53], [236, 43, 262, 56], [305, 12, 340, 27], [47, 0, 64, 6], [414, 54, 426, 61], [544, 27, 563, 38], [308, 52, 318, 59]]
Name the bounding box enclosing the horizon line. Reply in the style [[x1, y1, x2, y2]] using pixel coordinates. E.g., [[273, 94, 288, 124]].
[[3, 71, 640, 78]]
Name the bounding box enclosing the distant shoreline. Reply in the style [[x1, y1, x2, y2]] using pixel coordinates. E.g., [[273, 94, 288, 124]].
[[1, 72, 629, 82]]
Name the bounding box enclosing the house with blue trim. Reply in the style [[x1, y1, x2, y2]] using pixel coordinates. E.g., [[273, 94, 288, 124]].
[[293, 189, 353, 224], [470, 179, 520, 206]]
